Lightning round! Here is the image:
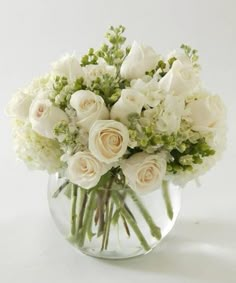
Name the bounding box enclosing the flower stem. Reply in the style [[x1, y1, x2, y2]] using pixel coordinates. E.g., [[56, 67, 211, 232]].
[[104, 202, 114, 250], [77, 190, 97, 248], [101, 201, 114, 251], [70, 184, 78, 236], [127, 188, 162, 240], [162, 181, 173, 220], [97, 191, 105, 237], [100, 175, 114, 249], [52, 180, 69, 198], [87, 198, 97, 241], [76, 188, 87, 238], [112, 191, 151, 252], [121, 215, 130, 237]]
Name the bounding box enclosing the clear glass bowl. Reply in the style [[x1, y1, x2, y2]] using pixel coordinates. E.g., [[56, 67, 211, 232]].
[[48, 173, 181, 260]]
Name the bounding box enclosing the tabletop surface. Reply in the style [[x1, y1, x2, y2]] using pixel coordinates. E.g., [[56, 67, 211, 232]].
[[0, 1, 236, 282]]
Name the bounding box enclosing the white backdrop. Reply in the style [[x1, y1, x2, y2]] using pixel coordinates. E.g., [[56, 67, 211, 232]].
[[0, 1, 235, 282]]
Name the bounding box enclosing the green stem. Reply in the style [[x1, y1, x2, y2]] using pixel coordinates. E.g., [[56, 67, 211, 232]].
[[112, 191, 151, 252], [97, 191, 105, 237], [104, 202, 114, 250], [117, 192, 136, 221], [52, 180, 69, 198], [127, 188, 162, 240], [162, 181, 173, 220], [100, 175, 114, 249], [70, 184, 78, 236], [121, 215, 130, 237], [101, 199, 110, 250], [77, 190, 97, 247], [87, 197, 97, 241], [76, 188, 87, 238]]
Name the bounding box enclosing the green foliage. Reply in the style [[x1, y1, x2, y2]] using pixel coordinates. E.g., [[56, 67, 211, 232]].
[[78, 26, 130, 106], [145, 57, 176, 78], [81, 48, 98, 66], [89, 74, 129, 107], [96, 25, 127, 67], [81, 25, 128, 70], [180, 44, 200, 68], [128, 113, 180, 153], [53, 76, 68, 93], [167, 138, 215, 174], [50, 77, 85, 109], [73, 77, 85, 92], [127, 113, 216, 174], [168, 57, 177, 68], [54, 121, 85, 154]]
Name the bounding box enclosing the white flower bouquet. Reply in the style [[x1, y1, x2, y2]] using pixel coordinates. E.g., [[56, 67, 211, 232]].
[[7, 26, 226, 258]]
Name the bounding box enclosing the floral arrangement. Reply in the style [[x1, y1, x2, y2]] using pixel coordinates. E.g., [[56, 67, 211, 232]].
[[7, 26, 226, 254]]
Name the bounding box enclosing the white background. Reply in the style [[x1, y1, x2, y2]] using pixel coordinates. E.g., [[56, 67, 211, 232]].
[[0, 0, 236, 282]]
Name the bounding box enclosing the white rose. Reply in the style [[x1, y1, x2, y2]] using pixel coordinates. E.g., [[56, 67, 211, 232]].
[[130, 77, 163, 107], [167, 50, 193, 66], [83, 58, 116, 87], [156, 95, 185, 134], [120, 41, 159, 80], [52, 54, 84, 82], [89, 120, 129, 164], [67, 151, 111, 189], [121, 152, 167, 194], [6, 90, 33, 120], [70, 90, 109, 130], [29, 99, 68, 139], [185, 93, 225, 132], [159, 59, 199, 97], [110, 89, 145, 125]]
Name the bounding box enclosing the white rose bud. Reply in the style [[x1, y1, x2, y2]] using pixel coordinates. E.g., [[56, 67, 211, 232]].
[[120, 41, 159, 80], [6, 90, 32, 120], [121, 152, 167, 194], [67, 151, 111, 189], [110, 89, 145, 125], [89, 120, 129, 164], [52, 54, 84, 82], [70, 90, 109, 130], [29, 99, 68, 139], [159, 59, 199, 96], [186, 93, 226, 132]]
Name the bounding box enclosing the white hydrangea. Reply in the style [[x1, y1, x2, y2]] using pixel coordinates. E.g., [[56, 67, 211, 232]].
[[6, 75, 51, 121], [26, 75, 51, 97], [130, 77, 164, 107], [12, 120, 63, 173], [82, 58, 116, 87], [168, 121, 226, 186]]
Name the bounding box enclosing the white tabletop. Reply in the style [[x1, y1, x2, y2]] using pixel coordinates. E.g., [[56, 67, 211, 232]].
[[0, 1, 236, 282]]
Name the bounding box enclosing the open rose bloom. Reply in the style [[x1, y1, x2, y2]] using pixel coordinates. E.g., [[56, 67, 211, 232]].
[[7, 26, 226, 259]]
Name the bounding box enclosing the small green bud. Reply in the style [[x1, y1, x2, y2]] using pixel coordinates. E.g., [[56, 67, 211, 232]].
[[140, 138, 148, 147], [153, 135, 162, 145], [145, 126, 152, 135], [193, 155, 203, 164], [158, 60, 166, 70], [88, 48, 94, 55], [128, 130, 137, 139], [168, 57, 176, 67], [179, 155, 193, 166], [177, 143, 187, 153]]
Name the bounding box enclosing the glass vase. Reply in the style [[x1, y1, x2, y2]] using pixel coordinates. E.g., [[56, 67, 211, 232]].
[[48, 173, 181, 260]]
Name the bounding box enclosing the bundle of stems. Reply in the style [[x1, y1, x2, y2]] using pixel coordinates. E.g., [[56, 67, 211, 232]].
[[53, 172, 173, 252]]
